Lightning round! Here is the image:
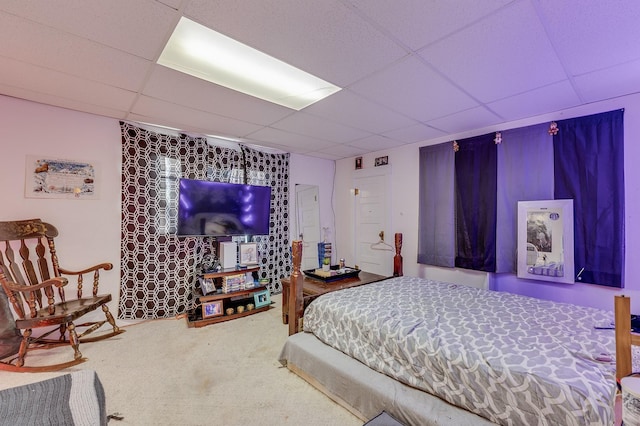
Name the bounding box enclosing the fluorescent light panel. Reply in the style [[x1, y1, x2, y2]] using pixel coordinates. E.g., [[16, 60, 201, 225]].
[[158, 17, 341, 110]]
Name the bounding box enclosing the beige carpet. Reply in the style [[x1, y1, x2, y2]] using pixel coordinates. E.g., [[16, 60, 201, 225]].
[[0, 294, 362, 426]]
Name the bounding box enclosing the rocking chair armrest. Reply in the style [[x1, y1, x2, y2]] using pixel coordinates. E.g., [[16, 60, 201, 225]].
[[4, 277, 68, 293], [58, 263, 113, 275]]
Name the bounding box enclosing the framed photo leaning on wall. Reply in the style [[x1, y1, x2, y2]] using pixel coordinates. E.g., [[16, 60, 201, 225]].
[[239, 242, 258, 266]]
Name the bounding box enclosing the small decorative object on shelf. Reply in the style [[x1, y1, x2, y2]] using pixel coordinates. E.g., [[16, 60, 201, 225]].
[[254, 289, 271, 308], [226, 307, 235, 316], [318, 241, 332, 267]]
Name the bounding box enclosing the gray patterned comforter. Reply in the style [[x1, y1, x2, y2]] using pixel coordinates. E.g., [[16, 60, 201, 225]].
[[303, 277, 617, 426]]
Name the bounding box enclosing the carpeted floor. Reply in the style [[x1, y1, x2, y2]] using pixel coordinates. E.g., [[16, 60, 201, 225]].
[[0, 293, 362, 425]]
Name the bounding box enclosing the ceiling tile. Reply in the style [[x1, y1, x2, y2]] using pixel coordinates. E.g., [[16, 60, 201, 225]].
[[304, 89, 417, 134], [383, 123, 446, 144], [536, 0, 640, 75], [419, 1, 566, 103], [573, 59, 640, 103], [347, 0, 514, 50], [0, 57, 137, 112], [270, 112, 371, 144], [183, 0, 406, 87], [488, 80, 581, 121], [0, 0, 178, 60], [130, 96, 263, 138], [247, 127, 335, 152], [349, 55, 478, 121], [426, 106, 503, 134], [0, 83, 128, 120], [0, 11, 152, 91], [144, 65, 294, 126], [348, 134, 406, 151], [315, 144, 367, 159]]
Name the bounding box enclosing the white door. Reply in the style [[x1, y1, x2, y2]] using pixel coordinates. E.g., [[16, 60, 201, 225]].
[[353, 166, 393, 276], [295, 184, 321, 270]]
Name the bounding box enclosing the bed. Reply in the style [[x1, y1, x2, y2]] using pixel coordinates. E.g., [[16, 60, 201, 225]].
[[279, 240, 620, 425]]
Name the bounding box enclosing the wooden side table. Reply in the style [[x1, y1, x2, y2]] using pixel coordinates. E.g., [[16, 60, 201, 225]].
[[281, 271, 389, 325]]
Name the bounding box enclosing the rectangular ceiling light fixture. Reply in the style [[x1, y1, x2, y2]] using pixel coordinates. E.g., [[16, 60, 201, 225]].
[[158, 17, 341, 110]]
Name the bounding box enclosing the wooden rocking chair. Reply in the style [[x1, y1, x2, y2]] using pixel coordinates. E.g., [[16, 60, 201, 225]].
[[0, 219, 124, 372]]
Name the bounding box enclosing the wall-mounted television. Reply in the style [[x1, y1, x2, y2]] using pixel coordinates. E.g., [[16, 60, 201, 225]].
[[177, 179, 271, 237]]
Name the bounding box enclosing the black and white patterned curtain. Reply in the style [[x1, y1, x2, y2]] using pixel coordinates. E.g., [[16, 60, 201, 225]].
[[119, 122, 290, 320]]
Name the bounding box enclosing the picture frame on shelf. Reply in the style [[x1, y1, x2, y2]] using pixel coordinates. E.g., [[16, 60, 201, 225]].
[[239, 242, 258, 266], [199, 277, 216, 295], [202, 300, 223, 318], [254, 289, 271, 308]]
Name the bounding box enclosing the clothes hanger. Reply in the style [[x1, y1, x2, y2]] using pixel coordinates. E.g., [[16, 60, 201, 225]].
[[370, 231, 393, 251]]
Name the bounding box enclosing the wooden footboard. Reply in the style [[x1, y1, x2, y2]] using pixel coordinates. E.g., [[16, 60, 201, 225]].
[[615, 295, 640, 380]]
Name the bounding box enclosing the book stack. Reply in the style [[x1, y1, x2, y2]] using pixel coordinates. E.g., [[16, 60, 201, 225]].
[[317, 242, 332, 267], [222, 274, 246, 293]]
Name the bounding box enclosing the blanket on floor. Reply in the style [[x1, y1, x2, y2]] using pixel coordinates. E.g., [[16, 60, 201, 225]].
[[0, 370, 106, 426]]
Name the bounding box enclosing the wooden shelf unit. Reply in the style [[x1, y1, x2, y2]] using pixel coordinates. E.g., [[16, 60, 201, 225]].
[[186, 266, 271, 328]]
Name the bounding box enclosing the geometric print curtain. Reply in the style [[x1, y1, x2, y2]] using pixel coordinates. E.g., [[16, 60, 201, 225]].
[[119, 122, 289, 319]]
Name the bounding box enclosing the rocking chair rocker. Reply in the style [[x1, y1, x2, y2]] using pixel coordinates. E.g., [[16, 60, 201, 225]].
[[0, 219, 124, 372]]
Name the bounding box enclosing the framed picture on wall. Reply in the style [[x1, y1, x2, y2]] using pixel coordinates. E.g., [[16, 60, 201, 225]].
[[516, 200, 574, 284], [355, 156, 362, 169], [25, 156, 99, 199]]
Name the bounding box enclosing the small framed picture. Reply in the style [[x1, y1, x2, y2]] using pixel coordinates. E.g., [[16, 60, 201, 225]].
[[199, 277, 215, 295], [202, 300, 223, 318], [355, 156, 363, 170], [374, 156, 388, 167], [254, 289, 271, 308], [239, 242, 258, 266]]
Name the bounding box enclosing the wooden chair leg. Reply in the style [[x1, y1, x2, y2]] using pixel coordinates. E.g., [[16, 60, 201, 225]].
[[67, 323, 82, 360], [16, 329, 31, 368], [102, 304, 120, 333], [59, 322, 67, 342]]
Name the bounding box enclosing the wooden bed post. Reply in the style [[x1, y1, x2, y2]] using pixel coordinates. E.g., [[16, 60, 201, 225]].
[[393, 233, 403, 277], [615, 295, 633, 381], [288, 240, 304, 336]]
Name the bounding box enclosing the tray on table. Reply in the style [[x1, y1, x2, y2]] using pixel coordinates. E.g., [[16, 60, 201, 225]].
[[303, 266, 361, 282]]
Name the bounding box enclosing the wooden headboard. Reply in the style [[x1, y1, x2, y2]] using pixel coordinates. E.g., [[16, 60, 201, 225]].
[[615, 295, 640, 381]]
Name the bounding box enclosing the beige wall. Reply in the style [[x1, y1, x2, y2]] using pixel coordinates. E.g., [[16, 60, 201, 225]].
[[0, 96, 122, 321]]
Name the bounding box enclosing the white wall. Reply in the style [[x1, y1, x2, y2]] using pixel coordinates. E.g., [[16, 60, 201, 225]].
[[289, 153, 336, 257], [335, 93, 640, 312], [0, 95, 122, 321]]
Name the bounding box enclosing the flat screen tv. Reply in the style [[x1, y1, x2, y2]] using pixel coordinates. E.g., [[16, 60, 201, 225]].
[[177, 179, 271, 237]]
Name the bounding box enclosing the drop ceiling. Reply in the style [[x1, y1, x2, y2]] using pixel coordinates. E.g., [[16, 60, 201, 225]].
[[1, 0, 639, 160]]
